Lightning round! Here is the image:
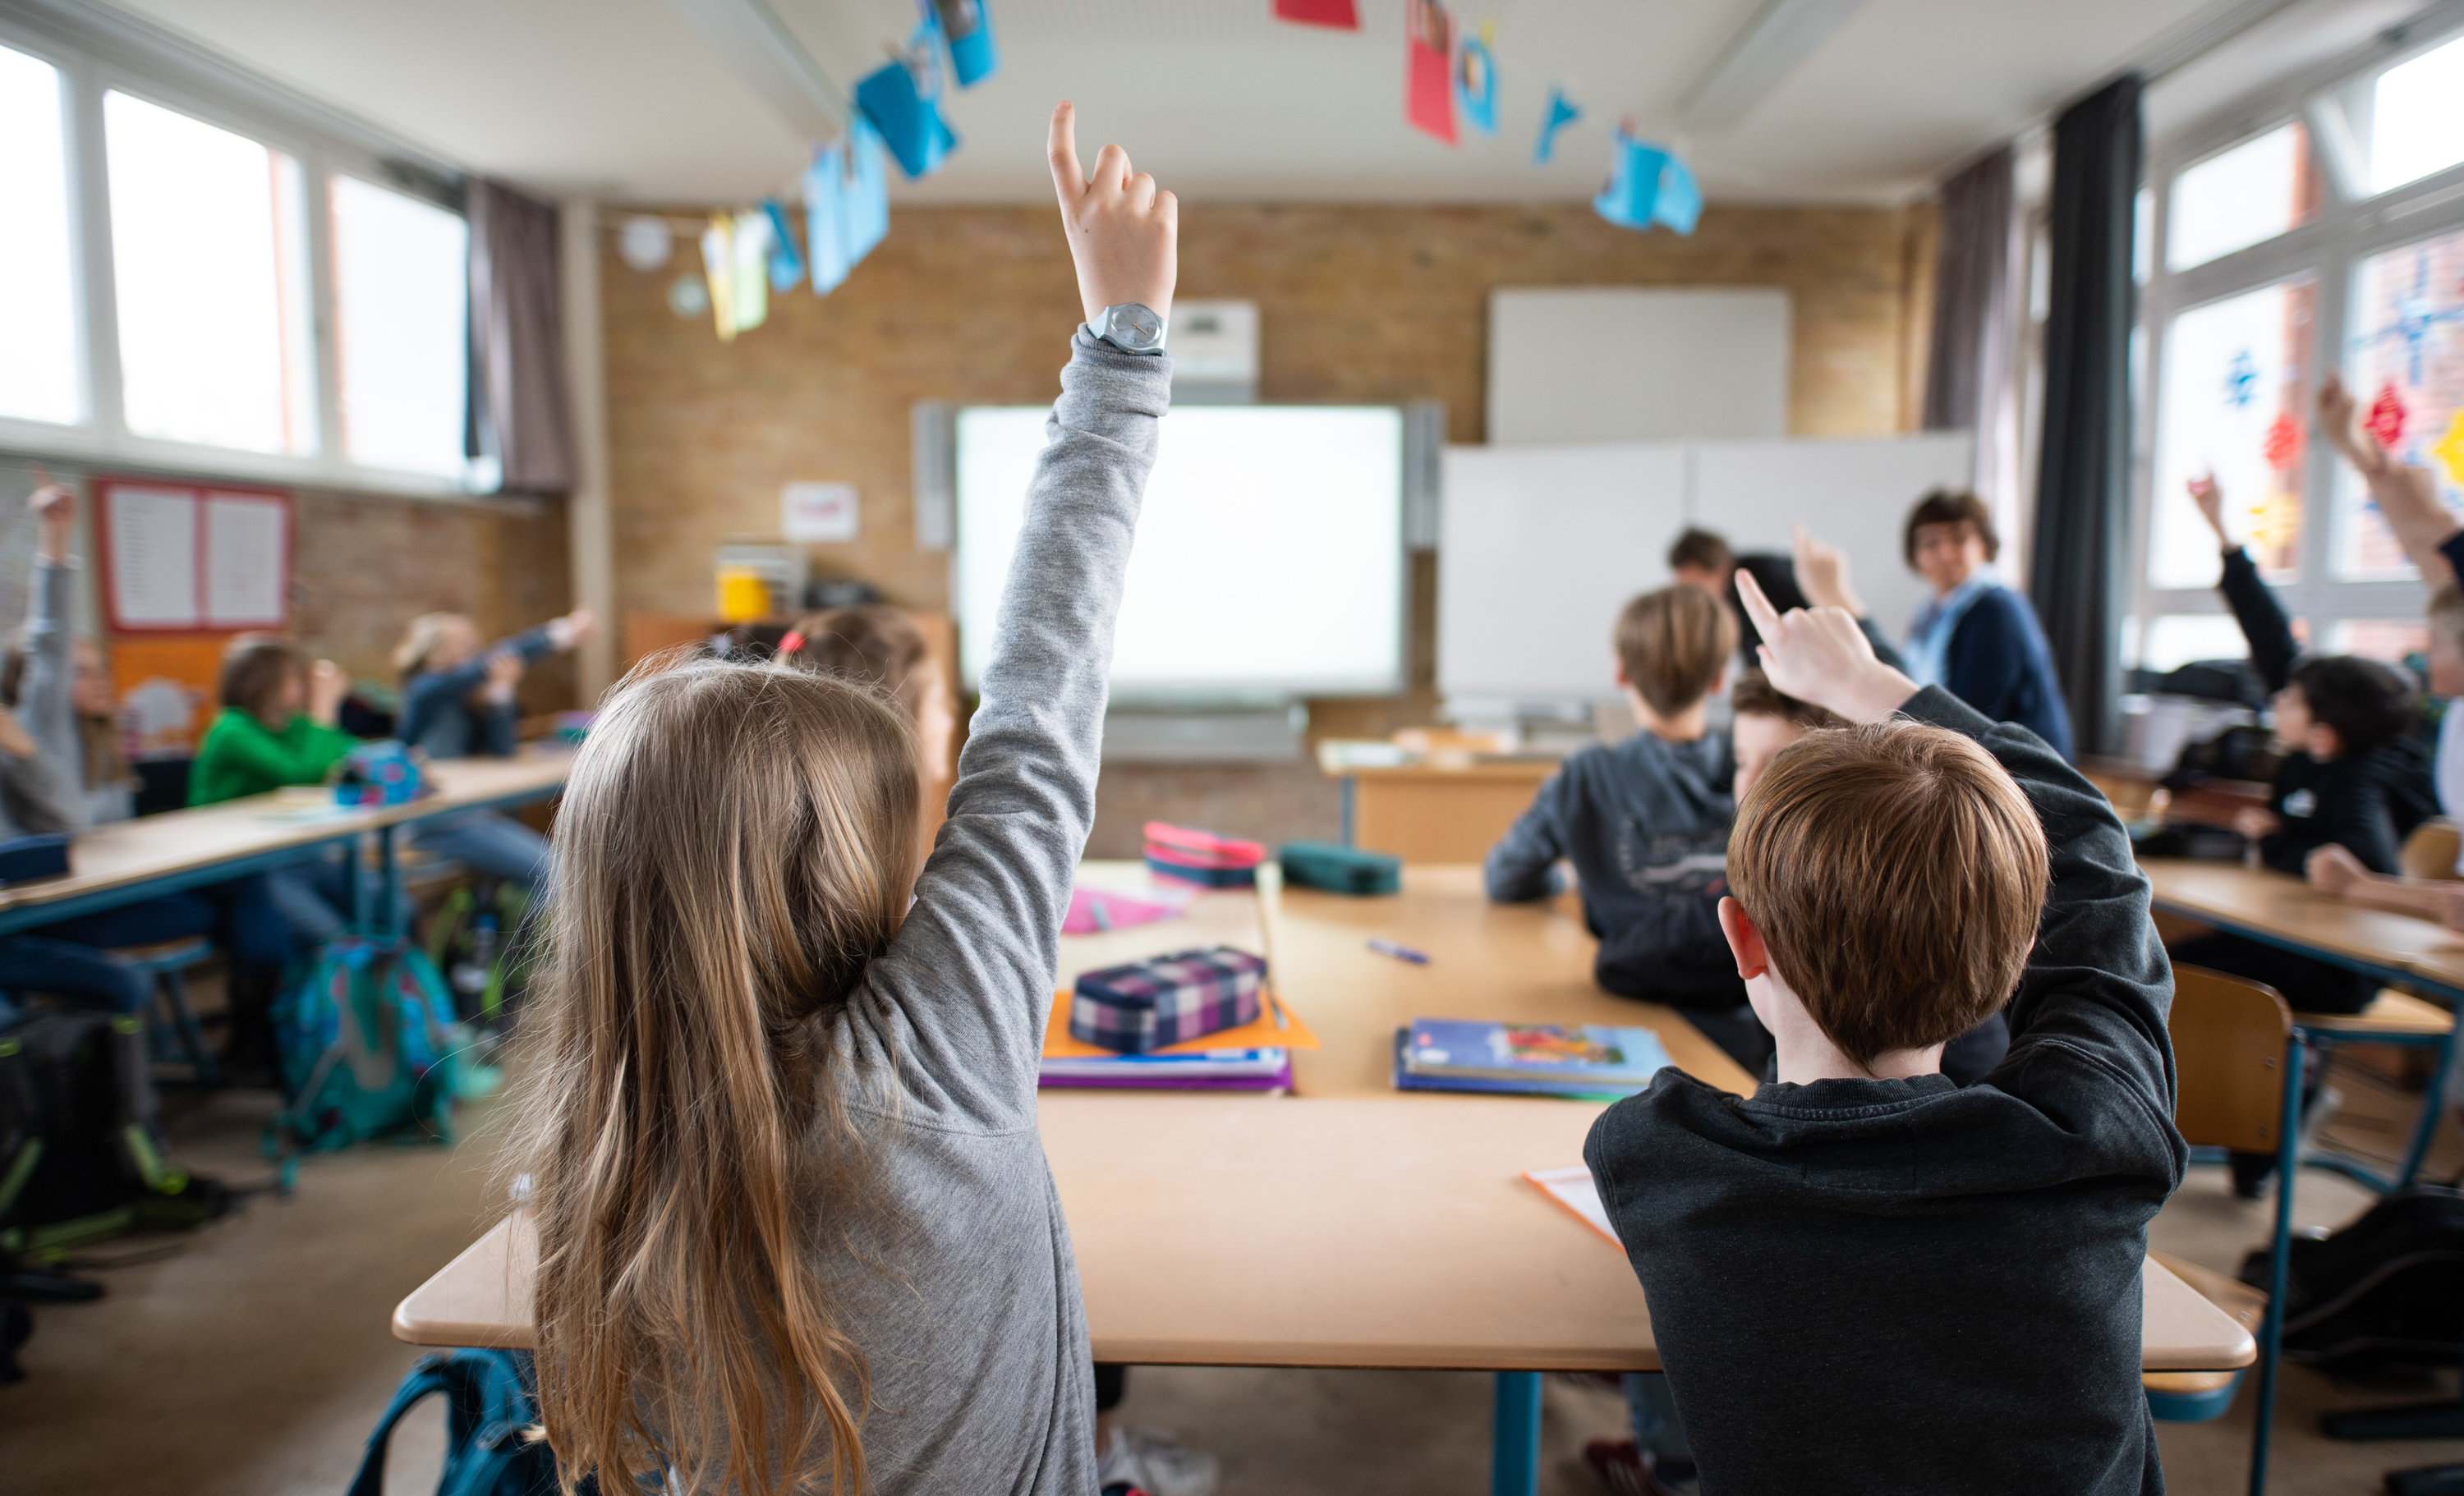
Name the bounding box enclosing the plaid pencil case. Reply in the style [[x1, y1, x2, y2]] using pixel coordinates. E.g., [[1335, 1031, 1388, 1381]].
[[1070, 946, 1268, 1054]]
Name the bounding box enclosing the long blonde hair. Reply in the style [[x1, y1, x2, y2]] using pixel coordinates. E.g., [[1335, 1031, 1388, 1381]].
[[512, 656, 922, 1496]]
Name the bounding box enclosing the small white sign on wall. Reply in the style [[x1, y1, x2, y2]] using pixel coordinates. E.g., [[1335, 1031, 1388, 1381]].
[[783, 482, 860, 543]]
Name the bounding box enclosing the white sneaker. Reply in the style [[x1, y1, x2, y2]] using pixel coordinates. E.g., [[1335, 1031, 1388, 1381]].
[[1097, 1427, 1221, 1496]]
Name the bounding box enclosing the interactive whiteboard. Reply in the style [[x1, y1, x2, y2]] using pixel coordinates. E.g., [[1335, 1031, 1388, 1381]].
[[955, 406, 1404, 700]]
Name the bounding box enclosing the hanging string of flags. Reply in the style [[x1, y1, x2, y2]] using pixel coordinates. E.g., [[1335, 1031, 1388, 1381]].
[[652, 0, 1699, 342]]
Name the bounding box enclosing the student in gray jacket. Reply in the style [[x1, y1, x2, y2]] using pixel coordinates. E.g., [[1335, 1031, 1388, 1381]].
[[503, 103, 1175, 1496]]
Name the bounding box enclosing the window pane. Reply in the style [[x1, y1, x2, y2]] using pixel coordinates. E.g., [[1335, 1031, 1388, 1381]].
[[2139, 614, 2260, 673], [2150, 278, 2316, 590], [2167, 122, 2320, 271], [330, 176, 467, 478], [105, 90, 313, 454], [0, 44, 80, 424], [2343, 228, 2464, 578], [2370, 34, 2464, 195], [2328, 618, 2429, 665]]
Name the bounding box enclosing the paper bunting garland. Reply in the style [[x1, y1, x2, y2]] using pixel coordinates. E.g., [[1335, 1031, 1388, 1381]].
[[1405, 0, 1456, 145], [701, 216, 736, 342], [1594, 127, 1701, 236], [1272, 0, 1358, 29], [1535, 88, 1581, 164], [2262, 410, 2301, 472], [935, 0, 998, 88], [729, 209, 771, 333], [857, 17, 960, 179], [2367, 383, 2409, 450], [762, 200, 804, 293], [806, 116, 891, 296], [1455, 23, 1498, 136]]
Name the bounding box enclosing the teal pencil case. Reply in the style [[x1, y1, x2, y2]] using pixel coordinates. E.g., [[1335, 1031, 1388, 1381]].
[[1280, 841, 1401, 896]]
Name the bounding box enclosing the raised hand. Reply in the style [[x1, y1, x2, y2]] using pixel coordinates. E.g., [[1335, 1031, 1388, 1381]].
[[548, 607, 596, 650], [2317, 374, 2388, 480], [2186, 473, 2230, 548], [484, 649, 526, 701], [1046, 101, 1176, 328], [308, 659, 350, 727], [1789, 524, 1863, 615], [1735, 568, 1918, 726], [29, 483, 72, 564]]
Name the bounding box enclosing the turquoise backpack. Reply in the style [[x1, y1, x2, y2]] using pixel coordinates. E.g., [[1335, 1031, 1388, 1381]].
[[264, 938, 462, 1164], [349, 1348, 573, 1496]]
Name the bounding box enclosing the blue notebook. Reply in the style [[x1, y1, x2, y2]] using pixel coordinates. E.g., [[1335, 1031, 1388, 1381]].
[[1393, 1021, 1671, 1099]]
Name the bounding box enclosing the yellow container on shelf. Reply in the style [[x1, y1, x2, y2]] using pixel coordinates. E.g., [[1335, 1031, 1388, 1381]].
[[716, 567, 771, 623]]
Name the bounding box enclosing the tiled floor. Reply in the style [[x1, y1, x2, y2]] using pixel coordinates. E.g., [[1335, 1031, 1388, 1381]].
[[7, 1049, 2462, 1494]]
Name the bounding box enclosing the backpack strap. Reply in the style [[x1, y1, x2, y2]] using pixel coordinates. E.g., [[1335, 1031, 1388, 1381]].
[[346, 1354, 455, 1496]]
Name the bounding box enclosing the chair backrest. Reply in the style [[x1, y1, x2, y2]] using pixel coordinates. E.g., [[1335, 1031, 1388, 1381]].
[[2401, 818, 2462, 883], [2169, 965, 2293, 1154]]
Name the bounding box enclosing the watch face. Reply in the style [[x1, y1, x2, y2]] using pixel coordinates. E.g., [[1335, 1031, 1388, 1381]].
[[1115, 308, 1161, 346]]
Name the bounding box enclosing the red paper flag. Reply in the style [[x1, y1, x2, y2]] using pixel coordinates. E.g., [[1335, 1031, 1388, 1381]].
[[1406, 0, 1456, 145], [2262, 410, 2302, 471], [1273, 0, 1358, 27], [2366, 383, 2408, 449]]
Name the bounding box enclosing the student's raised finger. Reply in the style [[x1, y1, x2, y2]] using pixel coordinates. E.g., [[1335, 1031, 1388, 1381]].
[[1735, 566, 1784, 638], [1092, 142, 1131, 194], [1046, 102, 1085, 204]]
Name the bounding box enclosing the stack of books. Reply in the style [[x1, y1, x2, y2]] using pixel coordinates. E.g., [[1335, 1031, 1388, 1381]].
[[1392, 1019, 1672, 1099], [1039, 1046, 1293, 1091], [1143, 822, 1268, 888]]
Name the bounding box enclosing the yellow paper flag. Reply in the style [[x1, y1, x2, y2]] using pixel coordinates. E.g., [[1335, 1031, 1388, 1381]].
[[2434, 406, 2464, 489]]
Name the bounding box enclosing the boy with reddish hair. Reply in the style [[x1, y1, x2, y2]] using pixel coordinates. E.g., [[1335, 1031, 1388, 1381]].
[[1587, 574, 2181, 1494]]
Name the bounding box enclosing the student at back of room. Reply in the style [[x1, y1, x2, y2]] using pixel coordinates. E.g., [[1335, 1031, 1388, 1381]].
[[392, 605, 595, 902], [1586, 571, 2181, 1495], [1484, 586, 1738, 1013], [506, 102, 1177, 1496], [1894, 488, 2074, 758]]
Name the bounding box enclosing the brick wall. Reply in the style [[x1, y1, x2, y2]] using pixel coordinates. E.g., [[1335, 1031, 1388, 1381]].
[[600, 200, 1937, 853]]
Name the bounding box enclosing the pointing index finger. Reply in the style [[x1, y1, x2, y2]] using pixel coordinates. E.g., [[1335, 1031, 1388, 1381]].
[[1735, 566, 1784, 640], [1046, 102, 1085, 204]]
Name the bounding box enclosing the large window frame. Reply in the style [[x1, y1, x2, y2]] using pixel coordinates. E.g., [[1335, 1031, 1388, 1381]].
[[0, 6, 473, 499], [2127, 17, 2464, 680]]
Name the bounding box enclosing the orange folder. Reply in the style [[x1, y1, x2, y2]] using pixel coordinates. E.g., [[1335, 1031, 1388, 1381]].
[[1041, 984, 1321, 1059]]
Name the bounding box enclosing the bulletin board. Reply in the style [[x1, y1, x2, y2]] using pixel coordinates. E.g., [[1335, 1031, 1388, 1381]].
[[94, 479, 292, 634]]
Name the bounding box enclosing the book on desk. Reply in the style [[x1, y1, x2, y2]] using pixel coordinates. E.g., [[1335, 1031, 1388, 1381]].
[[1393, 1019, 1673, 1099]]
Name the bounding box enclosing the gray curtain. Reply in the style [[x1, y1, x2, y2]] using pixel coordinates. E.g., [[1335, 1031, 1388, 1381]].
[[2029, 76, 2141, 757], [1923, 145, 2014, 481], [467, 180, 574, 495]]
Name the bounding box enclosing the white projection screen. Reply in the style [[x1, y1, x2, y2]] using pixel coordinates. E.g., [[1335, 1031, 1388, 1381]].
[[954, 406, 1405, 700]]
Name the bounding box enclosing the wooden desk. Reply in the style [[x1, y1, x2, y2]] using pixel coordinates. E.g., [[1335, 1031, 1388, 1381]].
[[1329, 761, 1557, 864], [0, 750, 577, 937], [2141, 858, 2464, 1002]]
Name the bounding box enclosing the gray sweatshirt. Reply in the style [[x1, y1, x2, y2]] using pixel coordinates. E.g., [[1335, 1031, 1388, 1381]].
[[2, 560, 86, 839], [791, 333, 1165, 1495]]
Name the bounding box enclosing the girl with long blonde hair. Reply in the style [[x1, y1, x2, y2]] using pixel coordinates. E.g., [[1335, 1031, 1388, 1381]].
[[510, 103, 1178, 1496]]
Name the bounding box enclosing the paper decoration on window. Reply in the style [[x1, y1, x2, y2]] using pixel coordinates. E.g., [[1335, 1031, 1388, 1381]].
[[1535, 88, 1581, 164], [1405, 0, 1456, 145], [730, 209, 771, 333], [1594, 127, 1702, 236], [762, 200, 804, 293], [783, 482, 861, 543], [858, 21, 960, 178], [2366, 383, 2409, 449], [2262, 410, 2301, 471], [1455, 22, 1498, 135], [701, 215, 736, 342], [2222, 349, 2258, 409], [935, 0, 998, 87], [2436, 407, 2464, 487], [1273, 0, 1358, 27], [96, 480, 292, 633]]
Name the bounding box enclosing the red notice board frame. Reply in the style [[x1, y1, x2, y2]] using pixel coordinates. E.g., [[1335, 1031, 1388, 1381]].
[[93, 477, 293, 635]]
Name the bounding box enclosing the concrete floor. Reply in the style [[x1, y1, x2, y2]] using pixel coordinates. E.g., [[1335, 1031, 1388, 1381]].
[[8, 1053, 2464, 1494]]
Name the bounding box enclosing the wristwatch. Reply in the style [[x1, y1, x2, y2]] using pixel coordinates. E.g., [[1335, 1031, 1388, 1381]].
[[1087, 303, 1167, 356]]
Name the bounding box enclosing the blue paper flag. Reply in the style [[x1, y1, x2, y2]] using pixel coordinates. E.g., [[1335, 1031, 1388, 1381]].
[[1455, 26, 1498, 136], [1595, 130, 1702, 236], [761, 199, 805, 293], [1535, 87, 1580, 164], [805, 116, 892, 296], [856, 30, 958, 181], [935, 0, 998, 87]]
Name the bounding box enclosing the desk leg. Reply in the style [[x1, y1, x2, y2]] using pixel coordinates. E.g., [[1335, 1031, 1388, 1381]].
[[2397, 1022, 2462, 1190], [1491, 1370, 1542, 1496], [376, 825, 402, 942], [342, 833, 366, 934], [1339, 777, 1356, 848]]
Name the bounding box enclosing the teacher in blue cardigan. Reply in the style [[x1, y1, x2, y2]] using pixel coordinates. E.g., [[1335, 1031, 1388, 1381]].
[[1901, 489, 2075, 759]]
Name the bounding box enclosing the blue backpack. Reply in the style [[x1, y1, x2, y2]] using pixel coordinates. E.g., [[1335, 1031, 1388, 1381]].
[[264, 938, 462, 1164], [349, 1348, 572, 1496]]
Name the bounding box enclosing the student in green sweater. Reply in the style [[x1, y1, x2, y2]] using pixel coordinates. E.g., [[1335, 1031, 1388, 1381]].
[[188, 635, 354, 807]]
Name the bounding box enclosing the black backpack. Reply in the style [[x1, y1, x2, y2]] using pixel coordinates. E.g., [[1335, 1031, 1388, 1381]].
[[2242, 1186, 2464, 1371], [0, 1009, 228, 1255]]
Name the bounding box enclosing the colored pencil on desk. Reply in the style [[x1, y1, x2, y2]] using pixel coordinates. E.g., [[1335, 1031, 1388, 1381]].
[[1368, 938, 1430, 965]]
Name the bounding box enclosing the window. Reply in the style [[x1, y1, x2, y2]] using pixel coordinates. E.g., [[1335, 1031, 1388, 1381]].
[[2328, 618, 2429, 663], [2166, 122, 2319, 272], [2148, 277, 2315, 589], [2345, 227, 2464, 578], [330, 176, 467, 478], [0, 43, 80, 425], [2367, 34, 2464, 195], [104, 89, 314, 455], [2139, 614, 2265, 673]]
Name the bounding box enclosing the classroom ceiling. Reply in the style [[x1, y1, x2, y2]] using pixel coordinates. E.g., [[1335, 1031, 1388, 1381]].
[[96, 0, 2360, 206]]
